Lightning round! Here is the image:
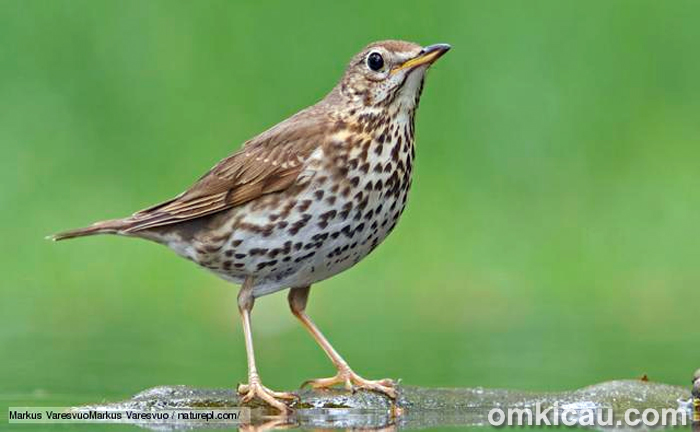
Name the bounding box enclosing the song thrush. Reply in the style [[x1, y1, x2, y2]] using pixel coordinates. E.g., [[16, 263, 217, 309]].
[[52, 40, 450, 412]]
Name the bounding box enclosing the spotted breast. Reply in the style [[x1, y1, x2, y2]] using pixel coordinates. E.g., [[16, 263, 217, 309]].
[[161, 105, 416, 298]]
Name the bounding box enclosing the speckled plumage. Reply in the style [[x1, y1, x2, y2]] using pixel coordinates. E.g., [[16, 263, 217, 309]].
[[53, 40, 450, 412], [161, 100, 416, 297]]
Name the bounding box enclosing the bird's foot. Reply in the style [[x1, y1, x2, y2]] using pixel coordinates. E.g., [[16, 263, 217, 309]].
[[238, 377, 296, 413], [301, 366, 397, 398]]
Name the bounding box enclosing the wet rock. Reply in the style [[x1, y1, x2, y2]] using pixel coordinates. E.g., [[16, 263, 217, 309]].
[[75, 379, 692, 430]]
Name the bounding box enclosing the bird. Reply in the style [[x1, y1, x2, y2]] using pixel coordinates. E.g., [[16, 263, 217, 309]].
[[51, 40, 450, 412]]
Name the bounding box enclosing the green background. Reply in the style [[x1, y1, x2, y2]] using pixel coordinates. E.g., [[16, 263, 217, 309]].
[[1, 0, 698, 430]]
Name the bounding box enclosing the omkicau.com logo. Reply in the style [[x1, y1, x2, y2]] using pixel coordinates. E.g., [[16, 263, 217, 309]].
[[487, 402, 688, 427]]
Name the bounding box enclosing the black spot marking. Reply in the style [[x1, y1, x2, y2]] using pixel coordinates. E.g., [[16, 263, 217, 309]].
[[294, 251, 315, 263]]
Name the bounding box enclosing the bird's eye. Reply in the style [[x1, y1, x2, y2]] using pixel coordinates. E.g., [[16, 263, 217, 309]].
[[367, 52, 384, 71]]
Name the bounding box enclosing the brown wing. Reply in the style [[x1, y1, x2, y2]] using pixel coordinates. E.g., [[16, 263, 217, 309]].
[[122, 109, 330, 233]]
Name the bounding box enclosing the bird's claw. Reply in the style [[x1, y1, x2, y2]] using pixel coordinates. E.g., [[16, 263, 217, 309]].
[[237, 379, 296, 413], [301, 368, 397, 399]]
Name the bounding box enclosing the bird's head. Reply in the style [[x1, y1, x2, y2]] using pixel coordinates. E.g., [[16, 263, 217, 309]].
[[333, 40, 450, 111]]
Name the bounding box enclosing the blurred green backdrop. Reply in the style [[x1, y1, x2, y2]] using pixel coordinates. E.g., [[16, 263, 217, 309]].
[[1, 0, 699, 429]]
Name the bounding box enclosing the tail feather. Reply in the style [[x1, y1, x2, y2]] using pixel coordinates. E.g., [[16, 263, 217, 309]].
[[48, 218, 131, 241]]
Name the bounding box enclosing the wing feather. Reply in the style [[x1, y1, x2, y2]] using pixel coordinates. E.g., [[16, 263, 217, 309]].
[[123, 109, 330, 233]]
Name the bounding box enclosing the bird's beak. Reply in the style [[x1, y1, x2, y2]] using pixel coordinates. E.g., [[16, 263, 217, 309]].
[[392, 43, 451, 74]]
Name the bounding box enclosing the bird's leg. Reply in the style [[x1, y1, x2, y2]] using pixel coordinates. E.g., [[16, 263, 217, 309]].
[[236, 278, 296, 413], [288, 286, 396, 398]]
